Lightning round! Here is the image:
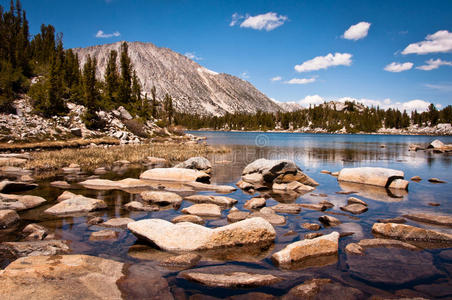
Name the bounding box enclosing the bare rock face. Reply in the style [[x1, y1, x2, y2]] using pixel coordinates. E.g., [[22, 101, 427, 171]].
[[44, 195, 107, 215], [241, 159, 318, 186], [372, 222, 452, 244], [272, 232, 339, 266], [180, 271, 282, 288], [127, 217, 276, 252], [174, 157, 212, 174], [140, 168, 210, 182], [181, 203, 222, 217], [184, 195, 237, 206], [140, 191, 183, 206], [338, 167, 407, 189], [74, 41, 282, 116], [0, 255, 125, 299]]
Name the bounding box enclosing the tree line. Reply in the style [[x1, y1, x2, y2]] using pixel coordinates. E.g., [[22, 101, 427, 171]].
[[0, 0, 175, 129], [174, 102, 452, 132]]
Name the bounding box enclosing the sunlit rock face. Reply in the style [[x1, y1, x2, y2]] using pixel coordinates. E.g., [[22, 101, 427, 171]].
[[73, 41, 282, 116]]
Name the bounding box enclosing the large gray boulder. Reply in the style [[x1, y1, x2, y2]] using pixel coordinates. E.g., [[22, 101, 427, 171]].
[[338, 167, 408, 189], [140, 168, 210, 182], [127, 217, 276, 252], [0, 193, 46, 211], [174, 157, 212, 174], [79, 178, 153, 190], [242, 159, 318, 186], [45, 195, 107, 215]]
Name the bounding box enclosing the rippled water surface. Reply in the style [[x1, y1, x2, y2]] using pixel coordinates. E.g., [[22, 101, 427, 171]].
[[2, 131, 452, 299]]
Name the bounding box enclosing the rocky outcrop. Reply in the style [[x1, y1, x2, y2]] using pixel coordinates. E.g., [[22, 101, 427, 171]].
[[338, 167, 408, 189], [0, 193, 46, 211], [184, 195, 237, 206], [0, 255, 125, 299], [241, 159, 318, 187], [372, 222, 452, 243], [127, 217, 276, 251], [74, 41, 282, 116], [181, 271, 282, 288], [272, 232, 339, 266], [45, 194, 107, 215], [140, 191, 183, 206], [140, 168, 210, 182], [174, 157, 212, 174]]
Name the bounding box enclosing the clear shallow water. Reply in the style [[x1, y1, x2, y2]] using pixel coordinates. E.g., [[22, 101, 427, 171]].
[[2, 131, 452, 299]]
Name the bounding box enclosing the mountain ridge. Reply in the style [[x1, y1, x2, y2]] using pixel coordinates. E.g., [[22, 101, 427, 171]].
[[73, 41, 283, 116]]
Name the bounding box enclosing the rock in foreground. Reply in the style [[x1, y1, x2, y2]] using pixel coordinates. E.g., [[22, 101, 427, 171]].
[[181, 271, 282, 288], [45, 195, 107, 215], [127, 217, 276, 252], [0, 193, 46, 211], [272, 232, 339, 266], [338, 167, 408, 189]]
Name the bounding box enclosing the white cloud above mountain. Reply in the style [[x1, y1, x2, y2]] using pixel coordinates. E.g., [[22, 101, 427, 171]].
[[95, 30, 120, 38], [285, 77, 316, 84], [417, 58, 452, 71], [343, 21, 371, 40], [295, 53, 352, 72], [402, 30, 452, 54], [384, 62, 413, 72], [230, 12, 288, 31], [271, 76, 282, 81]]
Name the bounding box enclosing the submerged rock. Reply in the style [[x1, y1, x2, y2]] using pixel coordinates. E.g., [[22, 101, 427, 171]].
[[403, 213, 452, 227], [428, 177, 446, 183], [0, 209, 19, 228], [140, 168, 210, 182], [174, 157, 212, 174], [319, 215, 341, 226], [244, 197, 266, 210], [282, 278, 364, 300], [345, 238, 420, 255], [89, 229, 119, 241], [181, 271, 282, 288], [140, 191, 183, 206], [102, 217, 134, 228], [376, 217, 406, 224], [23, 223, 48, 240], [0, 240, 70, 258], [184, 181, 237, 193], [338, 167, 407, 189], [249, 211, 286, 225], [127, 217, 276, 252], [50, 181, 72, 189], [300, 203, 328, 211], [340, 203, 368, 215], [159, 253, 201, 269], [80, 178, 154, 190], [181, 203, 222, 217], [241, 159, 318, 186], [0, 255, 125, 299], [184, 194, 237, 206], [227, 211, 250, 223], [272, 232, 339, 266], [0, 193, 46, 211], [0, 180, 37, 193], [124, 201, 159, 211], [171, 214, 204, 225], [270, 203, 302, 214], [372, 222, 452, 243], [301, 223, 321, 231], [45, 195, 107, 215]]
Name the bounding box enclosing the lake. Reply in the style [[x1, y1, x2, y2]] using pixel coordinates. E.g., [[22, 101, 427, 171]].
[[2, 131, 452, 299]]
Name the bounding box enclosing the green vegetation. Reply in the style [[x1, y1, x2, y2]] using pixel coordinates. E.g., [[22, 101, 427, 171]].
[[175, 101, 452, 132]]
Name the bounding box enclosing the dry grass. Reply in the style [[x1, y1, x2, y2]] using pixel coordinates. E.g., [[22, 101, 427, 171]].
[[25, 142, 229, 176], [0, 137, 120, 152]]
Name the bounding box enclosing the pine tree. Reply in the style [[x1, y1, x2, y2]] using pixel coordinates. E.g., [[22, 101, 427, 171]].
[[150, 85, 157, 118], [104, 49, 119, 104], [118, 42, 132, 106], [164, 93, 173, 125], [82, 55, 104, 129]]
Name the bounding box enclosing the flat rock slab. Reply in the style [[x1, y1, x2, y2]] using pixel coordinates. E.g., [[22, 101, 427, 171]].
[[124, 201, 159, 212], [338, 167, 405, 188], [0, 180, 37, 193], [182, 203, 222, 217], [340, 203, 368, 215], [270, 204, 302, 214], [159, 253, 201, 269], [301, 223, 321, 231], [181, 271, 282, 288], [347, 248, 442, 286], [0, 193, 46, 211], [171, 215, 204, 225], [184, 182, 237, 194], [0, 240, 70, 258], [45, 195, 107, 215], [50, 181, 72, 189], [101, 217, 134, 228], [80, 178, 153, 190], [249, 212, 286, 225], [140, 168, 210, 182], [227, 211, 250, 223], [345, 238, 420, 255], [184, 195, 237, 206], [372, 223, 452, 244], [319, 215, 341, 226], [89, 229, 119, 241], [403, 213, 452, 227], [300, 203, 328, 211], [0, 254, 125, 299], [283, 278, 364, 300], [141, 191, 183, 206], [272, 232, 339, 266], [347, 197, 367, 206], [244, 197, 266, 210], [127, 217, 276, 252]]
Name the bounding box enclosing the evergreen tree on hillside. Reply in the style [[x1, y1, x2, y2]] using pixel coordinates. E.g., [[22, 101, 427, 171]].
[[164, 93, 173, 125], [118, 42, 132, 106], [150, 85, 158, 118], [104, 49, 119, 105], [81, 55, 104, 129]]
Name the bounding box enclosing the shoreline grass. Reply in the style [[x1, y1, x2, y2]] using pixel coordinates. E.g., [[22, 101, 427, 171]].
[[0, 137, 120, 152]]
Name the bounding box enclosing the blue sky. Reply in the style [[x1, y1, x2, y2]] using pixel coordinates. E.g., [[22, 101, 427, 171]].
[[5, 0, 452, 111]]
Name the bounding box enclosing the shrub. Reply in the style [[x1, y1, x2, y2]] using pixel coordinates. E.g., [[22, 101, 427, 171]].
[[123, 119, 149, 138]]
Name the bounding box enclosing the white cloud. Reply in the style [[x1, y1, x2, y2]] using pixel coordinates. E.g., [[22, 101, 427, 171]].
[[343, 21, 371, 40], [294, 53, 352, 73], [230, 12, 288, 31], [425, 83, 452, 92], [184, 52, 202, 61], [285, 77, 316, 85], [95, 30, 120, 38], [241, 72, 250, 79], [297, 95, 435, 112], [271, 76, 282, 81], [402, 30, 452, 55], [384, 62, 413, 72], [417, 58, 452, 71]]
